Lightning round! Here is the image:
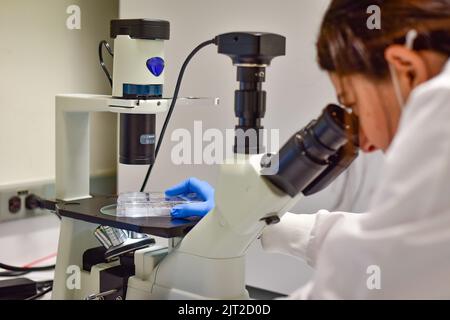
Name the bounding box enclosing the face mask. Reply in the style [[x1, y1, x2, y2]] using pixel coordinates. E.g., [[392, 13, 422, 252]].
[[388, 29, 418, 109]]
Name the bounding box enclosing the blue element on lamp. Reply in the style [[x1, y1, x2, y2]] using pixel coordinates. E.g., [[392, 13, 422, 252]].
[[146, 57, 165, 77]]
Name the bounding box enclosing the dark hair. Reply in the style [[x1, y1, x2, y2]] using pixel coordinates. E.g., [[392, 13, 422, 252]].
[[317, 0, 450, 78]]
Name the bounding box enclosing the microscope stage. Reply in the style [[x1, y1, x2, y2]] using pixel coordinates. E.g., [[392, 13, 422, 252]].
[[43, 195, 199, 238]]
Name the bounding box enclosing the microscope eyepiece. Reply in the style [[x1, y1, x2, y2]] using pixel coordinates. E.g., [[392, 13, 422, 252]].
[[262, 104, 359, 197], [311, 104, 359, 152]]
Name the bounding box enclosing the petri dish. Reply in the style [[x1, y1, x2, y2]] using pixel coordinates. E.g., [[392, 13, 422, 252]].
[[100, 192, 202, 218]]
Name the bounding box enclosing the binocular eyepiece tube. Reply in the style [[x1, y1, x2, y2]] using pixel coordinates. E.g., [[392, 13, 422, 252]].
[[262, 104, 359, 197]]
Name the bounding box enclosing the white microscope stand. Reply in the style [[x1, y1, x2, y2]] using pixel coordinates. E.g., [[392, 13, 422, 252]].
[[52, 93, 299, 300]]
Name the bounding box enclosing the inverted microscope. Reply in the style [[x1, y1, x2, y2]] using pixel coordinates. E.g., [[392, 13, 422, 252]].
[[47, 19, 358, 300]]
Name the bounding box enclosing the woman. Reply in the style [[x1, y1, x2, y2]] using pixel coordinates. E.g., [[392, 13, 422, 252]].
[[166, 0, 450, 298]]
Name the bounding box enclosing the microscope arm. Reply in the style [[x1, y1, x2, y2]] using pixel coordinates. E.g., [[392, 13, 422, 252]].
[[178, 154, 302, 259]]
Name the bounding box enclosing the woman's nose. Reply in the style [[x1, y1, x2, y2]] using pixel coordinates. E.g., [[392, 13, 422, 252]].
[[359, 128, 376, 153]]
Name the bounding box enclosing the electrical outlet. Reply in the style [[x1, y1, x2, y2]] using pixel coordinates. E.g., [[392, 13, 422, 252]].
[[0, 175, 116, 224], [0, 180, 55, 223]]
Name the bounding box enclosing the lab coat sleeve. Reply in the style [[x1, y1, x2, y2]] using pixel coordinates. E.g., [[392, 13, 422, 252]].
[[261, 210, 362, 266]]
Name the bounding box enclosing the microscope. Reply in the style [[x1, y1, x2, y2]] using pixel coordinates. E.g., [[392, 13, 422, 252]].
[[48, 19, 358, 300]]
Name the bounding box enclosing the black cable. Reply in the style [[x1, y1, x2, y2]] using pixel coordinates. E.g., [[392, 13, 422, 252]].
[[0, 262, 55, 273], [99, 40, 114, 87], [0, 270, 30, 277], [140, 38, 216, 192], [25, 285, 53, 300]]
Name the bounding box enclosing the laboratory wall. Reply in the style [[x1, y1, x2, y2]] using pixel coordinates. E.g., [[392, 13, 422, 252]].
[[0, 0, 119, 187], [119, 0, 384, 295]]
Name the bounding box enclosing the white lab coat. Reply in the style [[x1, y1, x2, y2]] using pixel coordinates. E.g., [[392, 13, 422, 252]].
[[261, 59, 450, 299]]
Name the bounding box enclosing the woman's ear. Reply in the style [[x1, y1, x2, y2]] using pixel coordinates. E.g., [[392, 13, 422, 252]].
[[385, 45, 429, 89]]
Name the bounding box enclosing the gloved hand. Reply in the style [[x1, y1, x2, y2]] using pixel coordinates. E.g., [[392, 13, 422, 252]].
[[165, 177, 215, 219]]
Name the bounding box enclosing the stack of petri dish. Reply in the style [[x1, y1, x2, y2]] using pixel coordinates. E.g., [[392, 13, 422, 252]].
[[100, 192, 201, 218]]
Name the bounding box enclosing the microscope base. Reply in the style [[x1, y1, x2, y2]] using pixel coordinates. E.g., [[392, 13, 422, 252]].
[[127, 250, 249, 300]]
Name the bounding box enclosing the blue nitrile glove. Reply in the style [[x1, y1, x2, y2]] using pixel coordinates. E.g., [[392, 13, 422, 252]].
[[165, 177, 215, 219]]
